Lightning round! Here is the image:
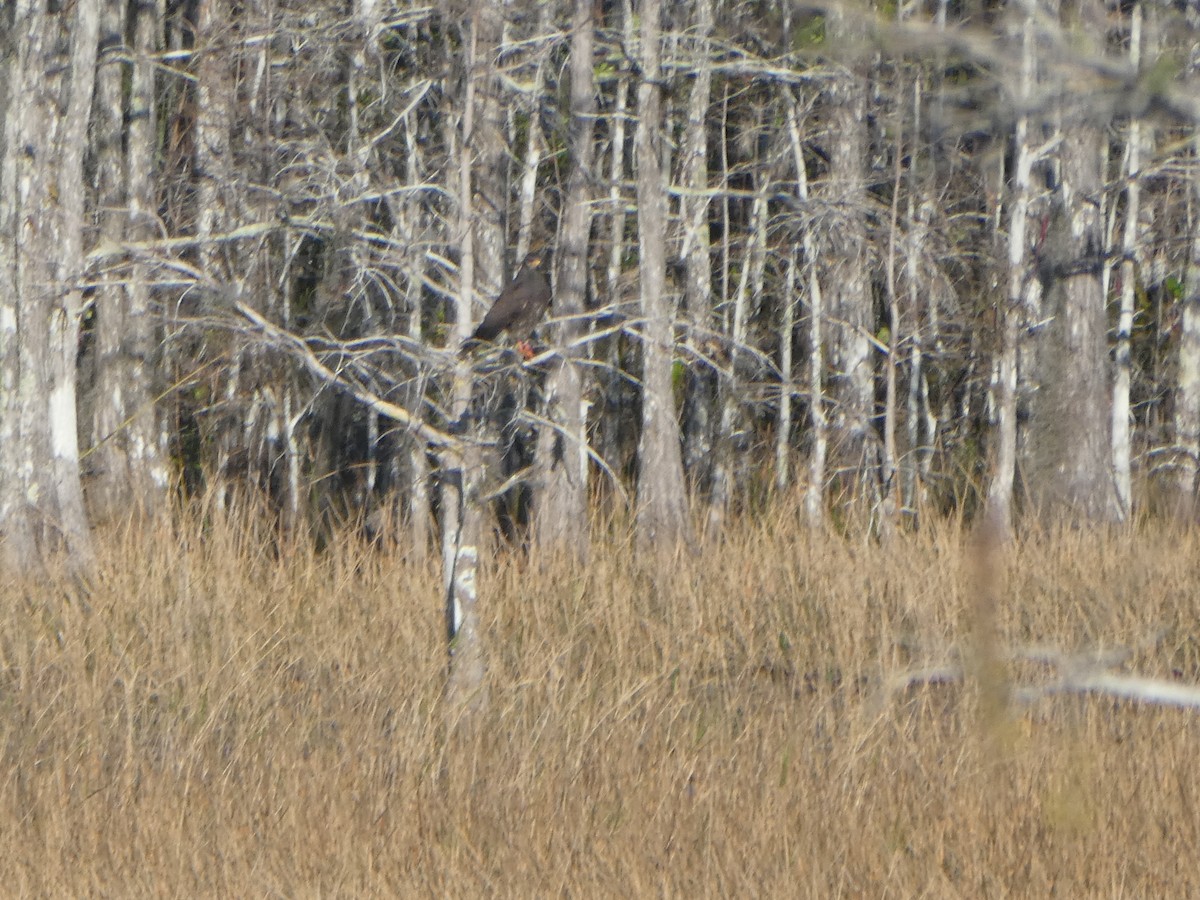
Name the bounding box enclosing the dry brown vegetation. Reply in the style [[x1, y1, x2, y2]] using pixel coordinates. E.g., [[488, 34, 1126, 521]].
[[2, 499, 1199, 896]]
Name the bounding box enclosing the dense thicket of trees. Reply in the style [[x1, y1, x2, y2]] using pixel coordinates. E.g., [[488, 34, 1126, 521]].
[[4, 0, 1200, 579]]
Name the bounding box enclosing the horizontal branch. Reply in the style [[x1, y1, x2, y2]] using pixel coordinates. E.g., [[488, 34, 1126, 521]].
[[880, 633, 1200, 712]]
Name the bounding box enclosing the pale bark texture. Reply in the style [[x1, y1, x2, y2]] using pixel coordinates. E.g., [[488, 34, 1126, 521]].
[[87, 0, 170, 523], [986, 3, 1037, 535], [1111, 4, 1144, 521], [443, 1, 509, 716], [1174, 113, 1200, 516], [785, 100, 828, 528], [1026, 13, 1116, 523], [822, 8, 876, 508], [709, 171, 766, 533], [634, 0, 692, 550], [0, 0, 100, 573], [533, 0, 596, 562], [776, 250, 797, 492], [678, 0, 715, 495], [192, 0, 241, 504]]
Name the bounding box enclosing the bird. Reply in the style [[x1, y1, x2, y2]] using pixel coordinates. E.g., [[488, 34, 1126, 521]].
[[461, 250, 552, 361]]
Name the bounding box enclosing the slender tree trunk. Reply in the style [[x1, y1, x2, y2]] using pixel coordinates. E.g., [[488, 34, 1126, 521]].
[[986, 3, 1036, 536], [515, 3, 553, 262], [634, 0, 692, 549], [534, 0, 596, 562], [786, 99, 828, 527], [193, 0, 243, 506], [1112, 4, 1146, 521], [385, 110, 435, 559], [0, 0, 100, 574], [193, 0, 234, 283], [776, 250, 797, 492], [678, 0, 715, 494], [1174, 69, 1200, 516], [709, 170, 766, 532], [595, 0, 632, 486], [444, 1, 508, 716], [880, 113, 904, 541]]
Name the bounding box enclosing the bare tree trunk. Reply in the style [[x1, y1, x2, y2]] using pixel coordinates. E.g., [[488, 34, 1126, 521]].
[[986, 2, 1037, 536], [444, 1, 508, 716], [1027, 3, 1116, 522], [634, 0, 692, 550], [1174, 62, 1200, 517], [823, 10, 876, 515], [1112, 4, 1146, 522], [193, 0, 242, 507], [533, 0, 595, 562], [515, 3, 553, 262], [88, 0, 170, 524], [605, 70, 631, 311], [786, 99, 828, 527], [595, 1, 632, 485], [903, 88, 929, 520], [0, 0, 100, 574], [678, 0, 715, 494], [776, 249, 797, 492], [880, 113, 904, 542], [194, 0, 235, 284], [383, 109, 435, 559], [709, 170, 766, 533]]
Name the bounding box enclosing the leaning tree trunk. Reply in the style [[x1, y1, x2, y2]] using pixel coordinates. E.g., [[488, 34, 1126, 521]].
[[533, 0, 596, 562], [0, 0, 100, 574], [634, 0, 692, 550]]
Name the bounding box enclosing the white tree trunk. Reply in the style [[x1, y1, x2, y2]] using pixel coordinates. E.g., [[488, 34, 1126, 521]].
[[986, 3, 1036, 536], [0, 0, 100, 573], [1111, 5, 1146, 521]]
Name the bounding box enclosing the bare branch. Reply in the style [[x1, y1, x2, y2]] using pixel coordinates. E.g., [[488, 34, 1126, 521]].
[[231, 301, 461, 451]]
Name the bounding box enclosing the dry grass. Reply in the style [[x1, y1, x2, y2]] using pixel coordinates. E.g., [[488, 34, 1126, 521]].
[[2, 500, 1200, 896]]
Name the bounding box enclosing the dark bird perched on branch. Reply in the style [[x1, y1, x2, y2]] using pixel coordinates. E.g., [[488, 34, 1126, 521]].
[[460, 250, 551, 361]]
